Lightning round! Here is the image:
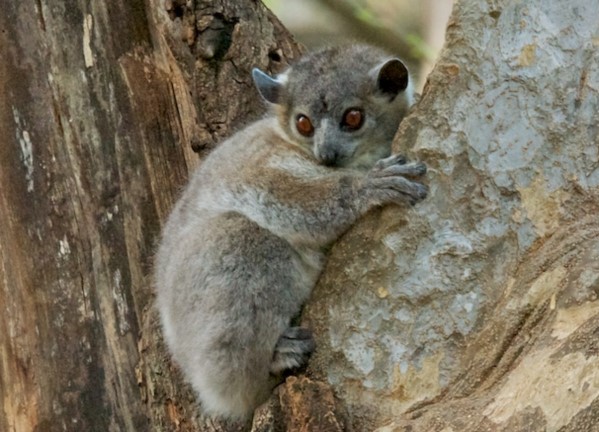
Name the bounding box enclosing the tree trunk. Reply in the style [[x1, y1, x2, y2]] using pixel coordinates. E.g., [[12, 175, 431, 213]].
[[2, 1, 598, 432], [303, 0, 599, 430], [0, 1, 300, 431]]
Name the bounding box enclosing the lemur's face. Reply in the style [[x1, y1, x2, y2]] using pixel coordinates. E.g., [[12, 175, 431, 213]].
[[253, 46, 413, 170]]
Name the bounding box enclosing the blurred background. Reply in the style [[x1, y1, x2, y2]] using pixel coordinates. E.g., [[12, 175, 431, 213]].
[[263, 0, 454, 91]]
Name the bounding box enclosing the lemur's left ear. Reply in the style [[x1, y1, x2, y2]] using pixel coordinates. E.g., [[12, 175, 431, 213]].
[[252, 68, 288, 105], [371, 59, 409, 100]]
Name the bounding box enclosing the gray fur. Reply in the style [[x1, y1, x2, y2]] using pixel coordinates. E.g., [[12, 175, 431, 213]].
[[155, 45, 426, 421]]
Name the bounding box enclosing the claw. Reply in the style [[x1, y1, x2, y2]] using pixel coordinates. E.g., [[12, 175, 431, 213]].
[[414, 162, 427, 176]]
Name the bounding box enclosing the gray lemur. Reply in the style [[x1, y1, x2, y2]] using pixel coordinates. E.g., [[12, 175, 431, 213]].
[[155, 45, 427, 420]]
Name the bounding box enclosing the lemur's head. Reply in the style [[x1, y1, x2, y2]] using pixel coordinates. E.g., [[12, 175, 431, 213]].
[[253, 45, 413, 169]]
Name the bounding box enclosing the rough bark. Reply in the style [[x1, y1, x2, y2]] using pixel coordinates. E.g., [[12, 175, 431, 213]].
[[2, 0, 598, 431], [0, 1, 301, 431], [302, 0, 599, 430]]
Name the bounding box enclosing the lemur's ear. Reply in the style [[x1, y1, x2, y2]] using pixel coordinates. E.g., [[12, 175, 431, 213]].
[[252, 68, 287, 105], [371, 59, 409, 100]]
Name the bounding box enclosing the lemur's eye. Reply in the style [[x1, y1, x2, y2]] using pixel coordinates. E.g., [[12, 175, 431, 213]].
[[295, 114, 314, 137], [342, 108, 364, 131]]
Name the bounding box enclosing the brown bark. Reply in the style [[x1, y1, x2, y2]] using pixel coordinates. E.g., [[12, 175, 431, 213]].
[[0, 1, 301, 431]]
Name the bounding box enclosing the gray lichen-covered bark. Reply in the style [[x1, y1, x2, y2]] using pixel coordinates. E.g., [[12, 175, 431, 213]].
[[303, 0, 599, 430]]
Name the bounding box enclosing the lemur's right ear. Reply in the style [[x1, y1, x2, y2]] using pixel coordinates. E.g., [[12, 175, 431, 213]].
[[252, 68, 287, 105]]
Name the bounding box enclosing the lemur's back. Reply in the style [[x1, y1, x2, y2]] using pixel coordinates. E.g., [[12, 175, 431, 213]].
[[156, 118, 324, 418]]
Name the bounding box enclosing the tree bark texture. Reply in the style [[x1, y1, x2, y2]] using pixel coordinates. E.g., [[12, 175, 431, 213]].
[[2, 0, 598, 431], [303, 0, 599, 430], [0, 1, 301, 431]]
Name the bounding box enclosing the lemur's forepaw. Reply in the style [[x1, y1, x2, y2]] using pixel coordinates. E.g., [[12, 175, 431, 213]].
[[374, 155, 427, 178], [367, 155, 428, 206], [270, 326, 315, 375]]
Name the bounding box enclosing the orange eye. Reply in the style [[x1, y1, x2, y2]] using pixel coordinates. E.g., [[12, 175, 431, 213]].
[[342, 108, 364, 131], [296, 114, 314, 137]]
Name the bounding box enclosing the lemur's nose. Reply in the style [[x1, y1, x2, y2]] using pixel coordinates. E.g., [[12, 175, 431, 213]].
[[319, 150, 340, 167]]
